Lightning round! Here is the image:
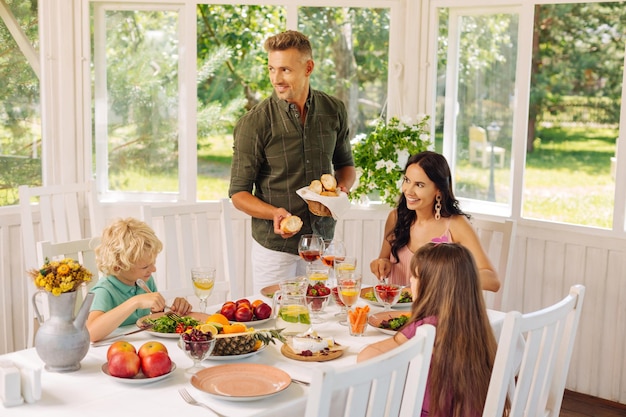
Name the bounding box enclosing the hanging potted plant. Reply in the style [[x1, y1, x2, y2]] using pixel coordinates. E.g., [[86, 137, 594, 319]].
[[350, 115, 432, 207]]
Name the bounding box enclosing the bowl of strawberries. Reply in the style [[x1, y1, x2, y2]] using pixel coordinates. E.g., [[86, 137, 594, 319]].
[[306, 282, 331, 323]]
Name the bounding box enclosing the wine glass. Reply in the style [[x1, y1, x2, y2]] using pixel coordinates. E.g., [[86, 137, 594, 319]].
[[322, 239, 346, 269], [306, 264, 330, 286], [191, 266, 216, 313], [374, 283, 403, 311], [179, 333, 216, 375], [298, 234, 324, 265], [336, 273, 362, 326]]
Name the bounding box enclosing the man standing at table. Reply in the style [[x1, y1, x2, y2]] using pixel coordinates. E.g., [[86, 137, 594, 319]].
[[229, 30, 355, 293]]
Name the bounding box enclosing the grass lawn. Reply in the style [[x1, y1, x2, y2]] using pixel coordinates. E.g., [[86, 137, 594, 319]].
[[5, 125, 616, 229]]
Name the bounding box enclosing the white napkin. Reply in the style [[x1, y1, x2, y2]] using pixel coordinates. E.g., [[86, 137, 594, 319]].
[[296, 187, 351, 220]]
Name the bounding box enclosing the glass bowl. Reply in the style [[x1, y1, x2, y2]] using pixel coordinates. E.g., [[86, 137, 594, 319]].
[[374, 283, 403, 311], [178, 334, 216, 375], [305, 294, 331, 323]]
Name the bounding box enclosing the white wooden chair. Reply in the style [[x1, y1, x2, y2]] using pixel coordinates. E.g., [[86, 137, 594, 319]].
[[256, 324, 436, 417], [469, 125, 506, 168], [35, 238, 101, 318], [19, 180, 103, 348], [140, 199, 238, 307], [482, 284, 586, 417], [471, 216, 516, 311]]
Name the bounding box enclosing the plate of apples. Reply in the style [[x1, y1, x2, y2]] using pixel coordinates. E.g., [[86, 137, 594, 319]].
[[217, 298, 273, 327], [102, 340, 176, 384]]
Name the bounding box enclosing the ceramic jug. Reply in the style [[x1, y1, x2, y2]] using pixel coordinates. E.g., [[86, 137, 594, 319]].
[[32, 290, 94, 372], [272, 276, 311, 335]]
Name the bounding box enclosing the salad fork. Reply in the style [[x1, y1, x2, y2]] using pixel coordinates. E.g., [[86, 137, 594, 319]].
[[136, 279, 183, 320], [178, 388, 226, 417]]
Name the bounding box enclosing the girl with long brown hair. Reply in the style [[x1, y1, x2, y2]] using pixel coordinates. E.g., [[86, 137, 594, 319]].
[[358, 242, 499, 417]]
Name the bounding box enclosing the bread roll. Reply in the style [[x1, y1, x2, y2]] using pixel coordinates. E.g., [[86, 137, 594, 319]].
[[280, 215, 303, 234], [320, 174, 337, 191], [320, 190, 338, 197], [309, 179, 323, 194]]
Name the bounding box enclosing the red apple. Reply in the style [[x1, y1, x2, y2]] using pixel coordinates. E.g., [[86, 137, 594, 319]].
[[106, 340, 136, 362], [220, 301, 237, 320], [138, 341, 168, 360], [141, 351, 172, 378], [236, 298, 251, 309], [108, 351, 140, 378], [234, 305, 253, 322], [254, 302, 272, 320]]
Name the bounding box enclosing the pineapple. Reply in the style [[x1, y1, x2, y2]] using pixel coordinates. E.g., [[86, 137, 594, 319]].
[[212, 329, 285, 356]]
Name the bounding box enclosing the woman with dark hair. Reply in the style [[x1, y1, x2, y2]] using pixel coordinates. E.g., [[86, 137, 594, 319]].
[[369, 151, 500, 291]]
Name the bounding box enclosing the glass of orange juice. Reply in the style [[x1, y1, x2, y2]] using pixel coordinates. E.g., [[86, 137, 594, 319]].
[[336, 272, 362, 326]]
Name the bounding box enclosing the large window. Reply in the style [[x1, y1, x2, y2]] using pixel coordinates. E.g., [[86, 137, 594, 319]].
[[90, 2, 391, 202], [0, 0, 40, 205], [434, 2, 625, 229]]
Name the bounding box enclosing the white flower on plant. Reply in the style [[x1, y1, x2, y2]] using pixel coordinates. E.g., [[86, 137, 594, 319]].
[[396, 149, 410, 168], [382, 160, 395, 173], [375, 160, 387, 170], [351, 133, 367, 145], [399, 115, 413, 125]]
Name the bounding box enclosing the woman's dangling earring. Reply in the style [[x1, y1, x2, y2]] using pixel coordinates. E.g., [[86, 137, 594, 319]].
[[434, 195, 442, 220]]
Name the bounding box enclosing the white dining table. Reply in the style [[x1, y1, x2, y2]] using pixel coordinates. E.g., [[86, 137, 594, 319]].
[[1, 295, 506, 417]]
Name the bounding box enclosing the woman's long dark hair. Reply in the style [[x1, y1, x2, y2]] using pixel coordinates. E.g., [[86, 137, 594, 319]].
[[389, 151, 468, 262]]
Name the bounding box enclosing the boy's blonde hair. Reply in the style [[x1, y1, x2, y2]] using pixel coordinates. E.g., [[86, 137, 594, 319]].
[[95, 217, 162, 275]]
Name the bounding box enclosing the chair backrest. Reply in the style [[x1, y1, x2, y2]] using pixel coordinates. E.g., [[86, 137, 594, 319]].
[[482, 285, 586, 417], [140, 199, 237, 305], [20, 180, 102, 347], [471, 216, 516, 310], [304, 324, 436, 417], [35, 238, 101, 316], [470, 125, 487, 144]]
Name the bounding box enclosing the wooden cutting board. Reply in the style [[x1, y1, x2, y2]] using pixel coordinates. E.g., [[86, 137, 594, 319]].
[[280, 343, 344, 362]]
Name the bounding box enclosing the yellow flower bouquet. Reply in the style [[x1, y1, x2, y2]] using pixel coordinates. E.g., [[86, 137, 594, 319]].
[[29, 258, 93, 296]]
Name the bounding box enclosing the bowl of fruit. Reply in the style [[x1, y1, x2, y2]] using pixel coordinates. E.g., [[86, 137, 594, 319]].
[[218, 298, 273, 326], [179, 327, 216, 375], [305, 283, 331, 323], [203, 313, 285, 357]]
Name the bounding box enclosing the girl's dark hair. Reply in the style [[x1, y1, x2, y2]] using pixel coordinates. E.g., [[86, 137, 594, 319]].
[[389, 151, 468, 262]]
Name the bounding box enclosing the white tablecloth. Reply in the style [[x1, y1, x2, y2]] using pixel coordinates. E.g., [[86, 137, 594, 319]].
[[1, 296, 505, 416]]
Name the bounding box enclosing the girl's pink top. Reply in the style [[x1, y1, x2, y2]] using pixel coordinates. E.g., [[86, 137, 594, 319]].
[[400, 316, 438, 417]]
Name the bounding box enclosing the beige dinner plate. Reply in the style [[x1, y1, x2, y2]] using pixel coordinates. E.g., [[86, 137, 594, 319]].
[[368, 311, 412, 336], [260, 284, 280, 299], [136, 312, 210, 338], [191, 363, 291, 401], [360, 287, 413, 310]]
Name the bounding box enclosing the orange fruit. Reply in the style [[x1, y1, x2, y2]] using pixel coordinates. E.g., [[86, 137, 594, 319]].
[[222, 323, 247, 334], [206, 313, 230, 326], [251, 299, 264, 309]]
